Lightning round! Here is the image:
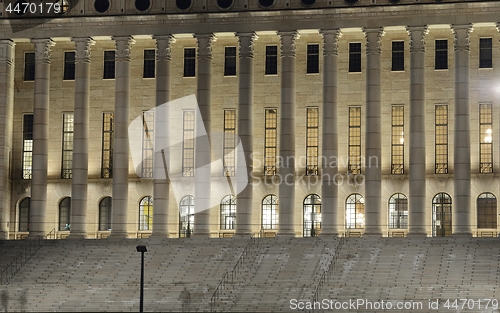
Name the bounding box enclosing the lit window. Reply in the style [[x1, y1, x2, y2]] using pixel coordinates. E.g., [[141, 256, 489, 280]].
[[224, 47, 237, 76], [391, 41, 404, 71], [346, 193, 364, 229], [24, 52, 35, 81], [63, 51, 75, 80], [61, 113, 74, 179], [220, 195, 236, 230], [262, 194, 279, 230], [306, 44, 319, 74], [103, 50, 115, 79], [435, 105, 448, 174], [179, 195, 194, 238], [432, 193, 452, 237], [264, 109, 277, 176], [223, 109, 236, 177], [143, 49, 155, 78], [388, 193, 408, 229], [99, 196, 112, 231], [101, 113, 114, 178], [139, 196, 153, 231], [348, 107, 361, 174], [349, 42, 361, 73], [265, 45, 278, 75], [435, 39, 448, 70], [303, 194, 321, 237], [141, 111, 154, 178], [22, 114, 33, 180], [391, 106, 404, 174], [479, 103, 493, 173], [58, 197, 71, 231], [477, 192, 497, 229], [182, 111, 195, 177], [306, 108, 319, 176], [479, 38, 492, 69], [183, 48, 196, 77]]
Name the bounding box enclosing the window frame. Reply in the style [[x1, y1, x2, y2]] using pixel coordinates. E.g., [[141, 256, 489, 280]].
[[61, 112, 74, 179], [479, 103, 493, 174], [182, 110, 195, 177], [224, 46, 237, 76], [103, 50, 116, 79], [435, 104, 448, 174], [101, 112, 114, 178], [345, 193, 365, 229], [388, 193, 408, 229], [223, 109, 236, 177], [24, 52, 35, 82], [98, 196, 112, 231], [22, 114, 34, 180], [264, 108, 278, 176], [391, 41, 405, 72], [477, 192, 497, 229], [220, 195, 237, 230], [143, 49, 156, 78], [303, 194, 321, 237], [434, 39, 448, 70], [183, 47, 196, 77], [306, 43, 320, 74], [391, 105, 404, 175], [479, 37, 493, 69], [63, 51, 76, 81], [265, 45, 278, 75], [348, 42, 362, 73], [139, 196, 153, 231], [141, 111, 154, 178], [306, 107, 319, 176], [262, 194, 279, 230], [348, 107, 361, 175], [58, 197, 71, 231]]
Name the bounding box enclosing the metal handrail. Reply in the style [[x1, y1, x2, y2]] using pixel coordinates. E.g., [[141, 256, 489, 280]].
[[210, 234, 260, 312], [0, 229, 56, 285]]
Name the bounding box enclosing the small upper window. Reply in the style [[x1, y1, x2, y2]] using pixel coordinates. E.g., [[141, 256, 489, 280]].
[[265, 45, 278, 75], [258, 0, 275, 8], [391, 41, 404, 72], [103, 50, 115, 79], [184, 48, 196, 77], [24, 52, 35, 81], [176, 0, 192, 10], [135, 0, 151, 12], [349, 42, 361, 73], [217, 0, 234, 9], [94, 0, 111, 13], [435, 39, 448, 70], [143, 49, 155, 78], [64, 51, 76, 80], [306, 44, 319, 74], [224, 47, 237, 76], [479, 38, 493, 69]]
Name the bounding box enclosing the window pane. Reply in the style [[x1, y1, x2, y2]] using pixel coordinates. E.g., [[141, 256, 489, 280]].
[[265, 45, 278, 75], [64, 51, 76, 80], [143, 49, 155, 78], [349, 43, 361, 73]]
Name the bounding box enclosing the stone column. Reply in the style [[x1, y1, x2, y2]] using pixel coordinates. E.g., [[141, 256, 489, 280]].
[[452, 24, 473, 236], [235, 32, 257, 236], [151, 35, 175, 238], [193, 34, 216, 237], [363, 28, 384, 236], [110, 36, 135, 238], [277, 31, 299, 236], [29, 38, 54, 237], [69, 37, 95, 239], [320, 29, 342, 236], [406, 26, 428, 236], [0, 40, 14, 240]]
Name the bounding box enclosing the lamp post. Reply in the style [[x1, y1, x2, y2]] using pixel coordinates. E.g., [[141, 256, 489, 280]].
[[136, 245, 147, 313]]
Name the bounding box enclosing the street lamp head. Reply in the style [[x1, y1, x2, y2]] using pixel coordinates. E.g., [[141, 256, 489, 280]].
[[136, 245, 147, 253]]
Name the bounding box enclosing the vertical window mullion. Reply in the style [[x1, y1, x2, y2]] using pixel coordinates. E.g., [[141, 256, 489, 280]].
[[348, 107, 361, 174], [479, 103, 493, 173], [265, 45, 278, 75], [223, 109, 236, 177], [435, 40, 448, 70], [391, 106, 404, 174], [479, 38, 493, 69], [265, 109, 278, 176], [101, 113, 114, 178], [435, 105, 448, 174], [306, 44, 319, 74], [391, 41, 404, 71], [61, 113, 74, 179], [224, 47, 237, 76], [141, 111, 154, 178], [22, 114, 34, 180], [183, 48, 196, 77], [24, 52, 35, 81], [103, 50, 116, 79], [63, 51, 76, 80], [182, 111, 195, 177], [143, 49, 156, 78], [306, 108, 319, 175], [349, 42, 361, 73]]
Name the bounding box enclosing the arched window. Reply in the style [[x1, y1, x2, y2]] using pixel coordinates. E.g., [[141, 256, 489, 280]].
[[477, 192, 497, 229], [99, 197, 112, 231], [346, 194, 364, 229], [220, 195, 236, 230], [432, 193, 452, 237], [19, 197, 30, 232], [262, 194, 279, 230], [179, 195, 194, 238], [139, 196, 153, 231], [59, 197, 71, 231], [303, 194, 321, 237], [388, 193, 408, 229]]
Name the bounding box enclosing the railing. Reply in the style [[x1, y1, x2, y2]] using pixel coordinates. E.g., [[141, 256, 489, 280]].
[[210, 234, 261, 312], [0, 228, 56, 285], [312, 235, 346, 312]]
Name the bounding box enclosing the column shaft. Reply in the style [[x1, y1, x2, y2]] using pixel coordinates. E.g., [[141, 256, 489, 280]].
[[69, 37, 95, 239], [363, 28, 384, 236], [320, 30, 341, 236], [407, 27, 428, 236], [235, 33, 257, 236], [29, 38, 54, 237], [278, 31, 299, 236], [0, 40, 15, 240], [452, 25, 473, 236], [110, 36, 135, 238], [152, 35, 175, 238]]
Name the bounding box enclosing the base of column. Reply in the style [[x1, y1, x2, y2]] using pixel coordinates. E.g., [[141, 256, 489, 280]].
[[319, 232, 339, 237], [452, 232, 473, 238], [150, 232, 169, 239], [108, 232, 128, 239], [276, 232, 295, 238], [190, 233, 211, 239], [67, 233, 88, 240], [362, 232, 383, 238], [407, 232, 428, 238]]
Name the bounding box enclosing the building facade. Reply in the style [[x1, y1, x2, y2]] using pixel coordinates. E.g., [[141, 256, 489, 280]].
[[0, 0, 500, 239]]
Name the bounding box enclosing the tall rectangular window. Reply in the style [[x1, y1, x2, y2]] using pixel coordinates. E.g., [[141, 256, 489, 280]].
[[224, 47, 237, 76], [142, 111, 154, 178], [103, 50, 115, 79], [265, 45, 278, 75], [391, 106, 404, 174], [101, 113, 114, 178], [63, 51, 76, 80], [24, 52, 35, 81], [306, 44, 320, 74], [391, 41, 404, 71], [479, 103, 493, 173], [348, 107, 361, 174], [223, 109, 236, 177], [479, 38, 493, 69], [143, 49, 155, 78], [182, 110, 195, 177], [306, 108, 319, 175], [264, 109, 278, 176], [183, 48, 196, 77], [61, 113, 74, 179], [435, 39, 448, 70], [22, 114, 33, 179], [349, 42, 362, 73], [435, 105, 448, 174]]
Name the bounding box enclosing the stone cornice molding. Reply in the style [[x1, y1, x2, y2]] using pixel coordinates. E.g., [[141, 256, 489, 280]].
[[320, 29, 342, 56], [30, 38, 55, 64], [195, 34, 216, 60], [406, 26, 428, 53], [278, 31, 300, 58], [72, 37, 95, 64], [451, 24, 473, 52], [363, 28, 385, 55], [113, 36, 136, 62], [0, 39, 15, 66], [237, 32, 258, 59], [154, 35, 176, 61]]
